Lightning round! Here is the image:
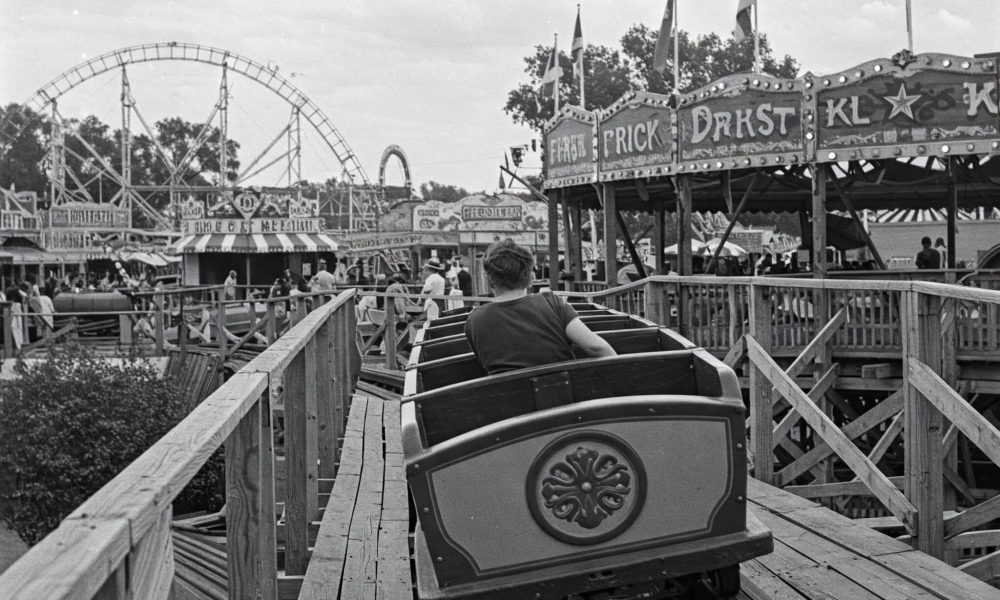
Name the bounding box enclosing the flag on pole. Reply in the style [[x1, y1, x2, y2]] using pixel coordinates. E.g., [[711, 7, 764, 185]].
[[499, 171, 506, 190], [571, 9, 584, 80], [571, 6, 585, 107], [734, 0, 755, 42], [540, 41, 560, 99], [540, 34, 561, 113], [652, 0, 674, 75], [905, 0, 914, 52]]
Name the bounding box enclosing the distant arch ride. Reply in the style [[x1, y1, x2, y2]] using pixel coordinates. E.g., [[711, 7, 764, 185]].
[[378, 144, 412, 192]]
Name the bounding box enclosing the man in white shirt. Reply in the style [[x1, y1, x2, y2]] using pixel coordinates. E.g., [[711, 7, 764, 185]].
[[420, 257, 447, 320], [311, 259, 337, 292]]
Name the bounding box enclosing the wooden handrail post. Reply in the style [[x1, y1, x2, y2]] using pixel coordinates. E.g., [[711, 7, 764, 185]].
[[317, 317, 338, 479], [346, 294, 361, 390], [749, 283, 774, 484], [2, 303, 13, 359], [902, 290, 945, 557], [177, 293, 188, 365], [283, 348, 315, 575], [641, 280, 664, 326], [119, 314, 133, 346], [384, 291, 398, 370], [153, 291, 165, 354], [258, 391, 278, 600], [331, 306, 348, 465], [226, 397, 264, 599], [265, 301, 277, 343]]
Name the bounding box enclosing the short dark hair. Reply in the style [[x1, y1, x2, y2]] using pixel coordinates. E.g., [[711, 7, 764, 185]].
[[921, 236, 932, 246], [483, 239, 533, 290], [935, 237, 945, 246]]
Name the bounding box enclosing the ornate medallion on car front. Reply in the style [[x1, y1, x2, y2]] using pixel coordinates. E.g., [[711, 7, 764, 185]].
[[541, 447, 631, 529], [527, 431, 647, 545]]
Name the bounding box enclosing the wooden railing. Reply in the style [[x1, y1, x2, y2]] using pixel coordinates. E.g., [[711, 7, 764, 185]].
[[581, 276, 1000, 569], [0, 289, 359, 600]]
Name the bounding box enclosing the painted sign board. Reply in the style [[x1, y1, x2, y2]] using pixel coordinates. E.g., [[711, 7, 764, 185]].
[[543, 107, 597, 189], [48, 202, 128, 229], [597, 91, 673, 181], [338, 231, 455, 252], [412, 194, 549, 233], [726, 229, 773, 254], [676, 74, 804, 172], [180, 187, 325, 237], [814, 52, 999, 160]]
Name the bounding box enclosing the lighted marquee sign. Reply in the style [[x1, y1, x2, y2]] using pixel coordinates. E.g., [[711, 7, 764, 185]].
[[181, 187, 323, 235], [412, 194, 548, 232], [814, 51, 999, 161], [676, 73, 803, 171], [543, 106, 597, 189], [597, 91, 673, 181]]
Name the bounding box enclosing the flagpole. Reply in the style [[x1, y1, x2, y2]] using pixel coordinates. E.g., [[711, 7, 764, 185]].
[[553, 33, 560, 115], [673, 0, 680, 96], [577, 5, 585, 109], [905, 0, 913, 52], [753, 0, 760, 73]]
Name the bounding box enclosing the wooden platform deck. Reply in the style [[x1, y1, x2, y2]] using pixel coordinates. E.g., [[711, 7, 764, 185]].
[[300, 392, 1000, 600]]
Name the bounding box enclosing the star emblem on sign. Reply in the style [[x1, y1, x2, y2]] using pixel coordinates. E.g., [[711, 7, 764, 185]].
[[883, 83, 922, 120]]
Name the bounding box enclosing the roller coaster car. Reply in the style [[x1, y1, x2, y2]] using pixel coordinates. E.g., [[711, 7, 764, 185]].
[[52, 291, 134, 336], [402, 317, 773, 599]]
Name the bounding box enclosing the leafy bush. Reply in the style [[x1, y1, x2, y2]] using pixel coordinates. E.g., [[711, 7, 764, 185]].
[[0, 345, 223, 544]]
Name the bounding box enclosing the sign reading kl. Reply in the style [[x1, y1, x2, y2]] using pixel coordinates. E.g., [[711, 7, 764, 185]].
[[816, 52, 999, 156]]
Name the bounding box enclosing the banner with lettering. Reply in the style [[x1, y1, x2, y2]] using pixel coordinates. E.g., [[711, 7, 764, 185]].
[[180, 187, 325, 236], [814, 51, 999, 160], [677, 73, 804, 172], [412, 194, 549, 232], [597, 91, 673, 181], [48, 202, 129, 229], [543, 107, 596, 189]]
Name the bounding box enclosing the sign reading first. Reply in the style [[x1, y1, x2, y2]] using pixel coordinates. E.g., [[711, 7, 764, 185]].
[[543, 107, 596, 189]]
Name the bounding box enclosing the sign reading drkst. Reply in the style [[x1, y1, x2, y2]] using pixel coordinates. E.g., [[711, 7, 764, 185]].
[[678, 89, 803, 163]]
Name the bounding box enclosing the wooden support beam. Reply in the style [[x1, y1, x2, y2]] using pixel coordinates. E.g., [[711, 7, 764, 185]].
[[775, 389, 903, 486], [654, 204, 666, 275], [902, 291, 945, 557], [705, 170, 760, 274], [571, 199, 584, 281], [616, 208, 646, 279], [772, 364, 839, 448], [748, 285, 773, 484], [676, 174, 693, 276], [548, 186, 560, 290], [602, 184, 616, 287], [284, 351, 310, 576], [867, 410, 904, 467], [723, 334, 746, 369], [947, 156, 958, 270], [862, 363, 898, 379], [946, 493, 1000, 539], [825, 165, 887, 269], [747, 335, 917, 530], [771, 308, 848, 406], [811, 165, 827, 279], [959, 547, 1000, 582]]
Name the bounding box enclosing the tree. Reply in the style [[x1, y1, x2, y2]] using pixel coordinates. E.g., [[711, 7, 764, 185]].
[[504, 25, 799, 132], [0, 104, 48, 194], [419, 181, 469, 203], [0, 346, 223, 544]]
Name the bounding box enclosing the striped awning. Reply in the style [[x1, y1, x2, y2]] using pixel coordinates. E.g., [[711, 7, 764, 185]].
[[169, 233, 340, 254]]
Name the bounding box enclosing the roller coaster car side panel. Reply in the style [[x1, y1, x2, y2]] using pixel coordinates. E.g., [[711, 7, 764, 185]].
[[405, 396, 758, 593]]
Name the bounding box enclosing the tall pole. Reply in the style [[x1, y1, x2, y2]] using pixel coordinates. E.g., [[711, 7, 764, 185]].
[[219, 64, 229, 190], [753, 1, 761, 74], [120, 68, 132, 213], [577, 4, 585, 109], [553, 33, 560, 116], [673, 0, 680, 95], [905, 0, 914, 52]]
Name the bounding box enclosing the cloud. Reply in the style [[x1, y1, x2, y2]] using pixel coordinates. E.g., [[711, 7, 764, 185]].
[[935, 9, 972, 32], [860, 1, 898, 20]]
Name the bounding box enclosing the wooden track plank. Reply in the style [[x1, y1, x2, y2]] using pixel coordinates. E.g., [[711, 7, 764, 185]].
[[299, 397, 368, 600], [739, 560, 808, 600], [341, 399, 385, 595]]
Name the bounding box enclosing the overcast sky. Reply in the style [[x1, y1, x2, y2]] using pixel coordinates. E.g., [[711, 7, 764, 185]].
[[1, 1, 997, 194]]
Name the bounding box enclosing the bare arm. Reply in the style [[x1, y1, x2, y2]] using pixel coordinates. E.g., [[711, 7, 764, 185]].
[[565, 318, 617, 358]]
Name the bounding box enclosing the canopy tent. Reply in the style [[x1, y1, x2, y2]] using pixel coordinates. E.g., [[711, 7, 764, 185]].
[[705, 238, 747, 257], [170, 232, 340, 254]]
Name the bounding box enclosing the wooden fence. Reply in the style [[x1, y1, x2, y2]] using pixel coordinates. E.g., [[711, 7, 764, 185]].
[[0, 289, 359, 600], [584, 275, 1000, 572]]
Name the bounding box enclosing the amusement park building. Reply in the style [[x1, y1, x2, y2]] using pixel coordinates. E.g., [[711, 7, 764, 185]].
[[540, 50, 1000, 286]]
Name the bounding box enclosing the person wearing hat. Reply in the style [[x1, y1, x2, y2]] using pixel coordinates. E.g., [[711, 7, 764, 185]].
[[420, 256, 447, 320], [311, 258, 336, 292]]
